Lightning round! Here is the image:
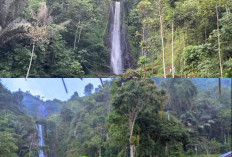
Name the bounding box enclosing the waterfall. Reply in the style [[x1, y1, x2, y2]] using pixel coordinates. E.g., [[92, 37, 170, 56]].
[[37, 124, 45, 157], [111, 1, 123, 75]]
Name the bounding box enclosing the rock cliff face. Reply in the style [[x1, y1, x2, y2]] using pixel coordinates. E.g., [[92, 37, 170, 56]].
[[104, 1, 134, 74], [104, 3, 114, 55], [22, 92, 62, 117]]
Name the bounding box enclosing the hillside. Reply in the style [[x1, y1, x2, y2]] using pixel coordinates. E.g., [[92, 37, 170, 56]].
[[22, 91, 63, 117]]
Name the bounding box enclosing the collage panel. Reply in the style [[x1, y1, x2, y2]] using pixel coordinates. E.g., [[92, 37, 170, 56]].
[[0, 0, 231, 157], [0, 78, 231, 157], [0, 0, 231, 78]]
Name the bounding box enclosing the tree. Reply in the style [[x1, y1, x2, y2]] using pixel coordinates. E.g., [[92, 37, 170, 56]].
[[137, 0, 152, 57], [161, 79, 198, 113], [66, 0, 93, 50], [138, 56, 150, 78], [167, 3, 176, 78], [25, 1, 67, 78], [111, 79, 167, 157], [0, 132, 18, 157], [197, 137, 220, 157], [183, 45, 204, 76], [84, 83, 94, 96], [155, 0, 167, 78], [171, 14, 175, 78], [70, 92, 79, 100], [0, 0, 29, 46], [198, 0, 230, 78]]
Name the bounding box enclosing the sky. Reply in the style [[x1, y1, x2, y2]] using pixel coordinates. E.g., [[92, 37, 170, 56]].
[[1, 78, 111, 101]]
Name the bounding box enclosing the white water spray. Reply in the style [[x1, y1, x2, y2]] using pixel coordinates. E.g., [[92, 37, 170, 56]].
[[37, 124, 45, 157], [111, 1, 123, 75]]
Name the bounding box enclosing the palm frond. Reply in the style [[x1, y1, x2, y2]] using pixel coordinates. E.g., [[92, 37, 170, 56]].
[[0, 18, 31, 46]]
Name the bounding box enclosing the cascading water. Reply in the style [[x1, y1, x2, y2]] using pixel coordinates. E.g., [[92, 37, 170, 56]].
[[37, 124, 45, 157], [111, 1, 123, 75]]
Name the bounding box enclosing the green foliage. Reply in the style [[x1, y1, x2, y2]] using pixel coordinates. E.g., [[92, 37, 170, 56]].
[[138, 56, 150, 65], [53, 81, 112, 157], [182, 11, 232, 78], [0, 81, 37, 157], [0, 132, 18, 157], [137, 0, 152, 18], [182, 45, 219, 77], [224, 58, 232, 77], [111, 79, 167, 115], [110, 79, 171, 156], [0, 0, 110, 77], [183, 45, 203, 73], [0, 79, 231, 156], [124, 0, 232, 78], [84, 83, 94, 96], [161, 79, 198, 113], [1, 0, 231, 77]]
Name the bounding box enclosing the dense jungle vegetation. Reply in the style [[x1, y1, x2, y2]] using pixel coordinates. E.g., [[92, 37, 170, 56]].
[[0, 0, 231, 78], [0, 78, 231, 157]]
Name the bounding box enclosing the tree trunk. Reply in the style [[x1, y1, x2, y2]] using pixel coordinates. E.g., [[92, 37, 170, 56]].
[[181, 29, 187, 78], [224, 132, 226, 143], [99, 147, 102, 157], [165, 142, 168, 155], [206, 150, 210, 157], [184, 60, 187, 78], [129, 116, 136, 157], [159, 6, 166, 78], [226, 7, 230, 14], [73, 27, 78, 50], [143, 64, 146, 78], [152, 61, 154, 75], [78, 27, 82, 43], [29, 133, 35, 157], [99, 78, 104, 88], [186, 28, 188, 45], [62, 78, 68, 93], [184, 28, 186, 48], [142, 25, 145, 56], [205, 24, 207, 44], [180, 59, 183, 78], [216, 5, 223, 78], [218, 78, 221, 98], [73, 20, 81, 50], [171, 18, 174, 78], [130, 144, 136, 157], [26, 42, 35, 78]]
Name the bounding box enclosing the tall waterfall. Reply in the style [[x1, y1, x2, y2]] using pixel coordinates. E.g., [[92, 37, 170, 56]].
[[111, 1, 123, 75], [37, 124, 45, 157]]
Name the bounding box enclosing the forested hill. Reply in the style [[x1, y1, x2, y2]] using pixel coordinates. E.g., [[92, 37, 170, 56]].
[[1, 79, 230, 157], [153, 78, 231, 89], [0, 0, 231, 78], [22, 91, 63, 117], [16, 78, 232, 118], [48, 79, 232, 157], [125, 0, 232, 78], [0, 0, 111, 77], [0, 82, 37, 157]]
